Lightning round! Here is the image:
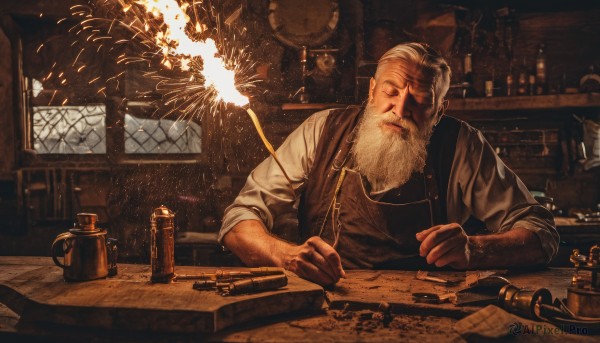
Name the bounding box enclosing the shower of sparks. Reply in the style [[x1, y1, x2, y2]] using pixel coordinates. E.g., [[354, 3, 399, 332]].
[[37, 0, 294, 185], [136, 0, 248, 106], [39, 0, 257, 121]]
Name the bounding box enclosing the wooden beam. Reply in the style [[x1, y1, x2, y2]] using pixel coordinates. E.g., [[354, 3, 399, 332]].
[[447, 92, 600, 112]]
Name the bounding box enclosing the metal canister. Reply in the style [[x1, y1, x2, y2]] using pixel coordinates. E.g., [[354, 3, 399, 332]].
[[51, 213, 108, 282], [498, 284, 552, 320], [150, 206, 175, 283]]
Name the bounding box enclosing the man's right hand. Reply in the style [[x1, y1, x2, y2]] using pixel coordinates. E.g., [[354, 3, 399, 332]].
[[223, 221, 346, 287], [282, 236, 346, 286]]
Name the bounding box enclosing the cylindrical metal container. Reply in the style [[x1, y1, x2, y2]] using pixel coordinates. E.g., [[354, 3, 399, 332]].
[[150, 206, 175, 283], [498, 284, 552, 320], [567, 287, 600, 317]]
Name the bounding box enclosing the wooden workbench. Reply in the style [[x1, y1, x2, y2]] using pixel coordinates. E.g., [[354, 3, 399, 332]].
[[0, 256, 589, 342]]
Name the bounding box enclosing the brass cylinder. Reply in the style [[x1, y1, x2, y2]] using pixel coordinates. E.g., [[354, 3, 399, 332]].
[[150, 206, 175, 283], [498, 284, 552, 320], [567, 287, 600, 317]]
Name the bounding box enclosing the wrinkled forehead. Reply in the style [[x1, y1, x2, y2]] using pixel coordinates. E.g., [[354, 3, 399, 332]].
[[376, 59, 437, 96]]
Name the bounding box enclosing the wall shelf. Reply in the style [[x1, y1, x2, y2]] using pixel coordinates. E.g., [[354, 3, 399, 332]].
[[447, 92, 600, 112], [281, 103, 350, 111]]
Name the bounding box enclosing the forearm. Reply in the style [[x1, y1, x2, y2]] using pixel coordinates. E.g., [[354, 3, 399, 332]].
[[222, 219, 296, 267], [468, 227, 547, 269]]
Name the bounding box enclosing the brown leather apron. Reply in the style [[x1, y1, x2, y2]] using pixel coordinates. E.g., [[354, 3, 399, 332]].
[[319, 166, 438, 269], [298, 107, 465, 270]]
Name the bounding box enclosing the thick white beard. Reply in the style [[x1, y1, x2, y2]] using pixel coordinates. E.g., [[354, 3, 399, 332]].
[[351, 105, 433, 191]]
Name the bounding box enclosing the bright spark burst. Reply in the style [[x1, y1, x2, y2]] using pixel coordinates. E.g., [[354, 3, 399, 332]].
[[39, 0, 257, 121], [136, 0, 248, 106]]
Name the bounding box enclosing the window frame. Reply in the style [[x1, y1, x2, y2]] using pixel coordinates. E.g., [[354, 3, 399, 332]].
[[18, 46, 208, 167]]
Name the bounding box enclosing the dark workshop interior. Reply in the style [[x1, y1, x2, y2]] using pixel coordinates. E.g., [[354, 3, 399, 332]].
[[0, 0, 599, 341]]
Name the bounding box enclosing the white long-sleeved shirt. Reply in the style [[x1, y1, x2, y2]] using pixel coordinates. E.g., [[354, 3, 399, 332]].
[[219, 109, 559, 262]]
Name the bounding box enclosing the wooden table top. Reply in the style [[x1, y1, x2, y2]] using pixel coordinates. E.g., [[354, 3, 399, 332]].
[[0, 256, 323, 334], [0, 256, 580, 342]]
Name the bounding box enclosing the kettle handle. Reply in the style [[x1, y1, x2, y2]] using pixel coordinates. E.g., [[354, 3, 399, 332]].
[[51, 233, 72, 269]]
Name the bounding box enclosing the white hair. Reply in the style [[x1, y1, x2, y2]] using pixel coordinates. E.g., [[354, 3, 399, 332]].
[[375, 42, 451, 113]]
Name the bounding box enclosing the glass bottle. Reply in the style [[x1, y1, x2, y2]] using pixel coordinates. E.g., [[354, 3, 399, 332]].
[[463, 53, 477, 97], [535, 43, 547, 95], [517, 57, 528, 96], [506, 64, 514, 97], [528, 63, 536, 96]]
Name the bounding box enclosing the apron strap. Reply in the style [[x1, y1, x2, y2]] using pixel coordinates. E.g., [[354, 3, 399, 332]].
[[318, 167, 348, 247], [424, 163, 441, 225]]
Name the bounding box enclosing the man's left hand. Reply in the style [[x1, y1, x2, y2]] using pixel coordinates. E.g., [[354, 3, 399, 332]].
[[416, 223, 471, 269]]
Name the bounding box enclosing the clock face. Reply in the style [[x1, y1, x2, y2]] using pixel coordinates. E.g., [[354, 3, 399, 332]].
[[268, 0, 339, 49]]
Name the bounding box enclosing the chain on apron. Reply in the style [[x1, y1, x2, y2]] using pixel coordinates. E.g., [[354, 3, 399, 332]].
[[318, 167, 437, 269], [317, 167, 348, 248]]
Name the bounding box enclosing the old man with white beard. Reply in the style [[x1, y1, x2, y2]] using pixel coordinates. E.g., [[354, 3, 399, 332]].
[[218, 43, 559, 286]]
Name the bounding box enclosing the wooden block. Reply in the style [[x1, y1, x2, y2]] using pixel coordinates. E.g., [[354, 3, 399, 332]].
[[0, 257, 323, 333]]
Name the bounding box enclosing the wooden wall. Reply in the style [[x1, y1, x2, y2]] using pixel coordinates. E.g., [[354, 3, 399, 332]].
[[0, 0, 598, 261]]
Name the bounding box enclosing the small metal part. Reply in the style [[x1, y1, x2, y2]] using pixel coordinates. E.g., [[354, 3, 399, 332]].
[[225, 274, 288, 295], [107, 238, 118, 277], [249, 267, 286, 276], [415, 270, 450, 284], [498, 284, 552, 320], [192, 280, 217, 290], [566, 244, 600, 317], [175, 267, 285, 281], [571, 274, 585, 288], [412, 292, 454, 304], [570, 249, 585, 268]]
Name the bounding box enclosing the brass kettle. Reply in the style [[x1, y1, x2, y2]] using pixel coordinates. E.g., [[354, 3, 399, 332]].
[[51, 213, 108, 281]]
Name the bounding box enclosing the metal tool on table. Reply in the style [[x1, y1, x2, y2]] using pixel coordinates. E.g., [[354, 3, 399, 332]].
[[412, 292, 456, 304], [150, 206, 175, 283], [495, 245, 600, 330], [413, 271, 510, 306], [415, 270, 461, 285], [567, 245, 600, 317], [412, 270, 465, 305], [455, 273, 511, 307], [176, 267, 285, 281], [51, 213, 109, 282], [193, 274, 289, 296], [498, 284, 553, 320]]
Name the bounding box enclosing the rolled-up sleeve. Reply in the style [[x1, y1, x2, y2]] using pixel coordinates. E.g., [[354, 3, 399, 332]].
[[218, 110, 331, 244], [447, 122, 559, 263]]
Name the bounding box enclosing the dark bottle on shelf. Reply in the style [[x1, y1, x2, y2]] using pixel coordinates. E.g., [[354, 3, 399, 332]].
[[535, 43, 547, 95], [485, 67, 495, 97], [506, 64, 514, 96], [517, 58, 528, 96], [463, 53, 477, 97], [528, 63, 536, 96]]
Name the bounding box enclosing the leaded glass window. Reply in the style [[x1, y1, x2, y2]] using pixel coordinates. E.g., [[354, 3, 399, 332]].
[[32, 104, 106, 154], [124, 114, 202, 154]]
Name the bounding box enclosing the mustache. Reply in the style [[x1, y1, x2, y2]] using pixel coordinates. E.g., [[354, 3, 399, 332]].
[[379, 112, 417, 130]]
